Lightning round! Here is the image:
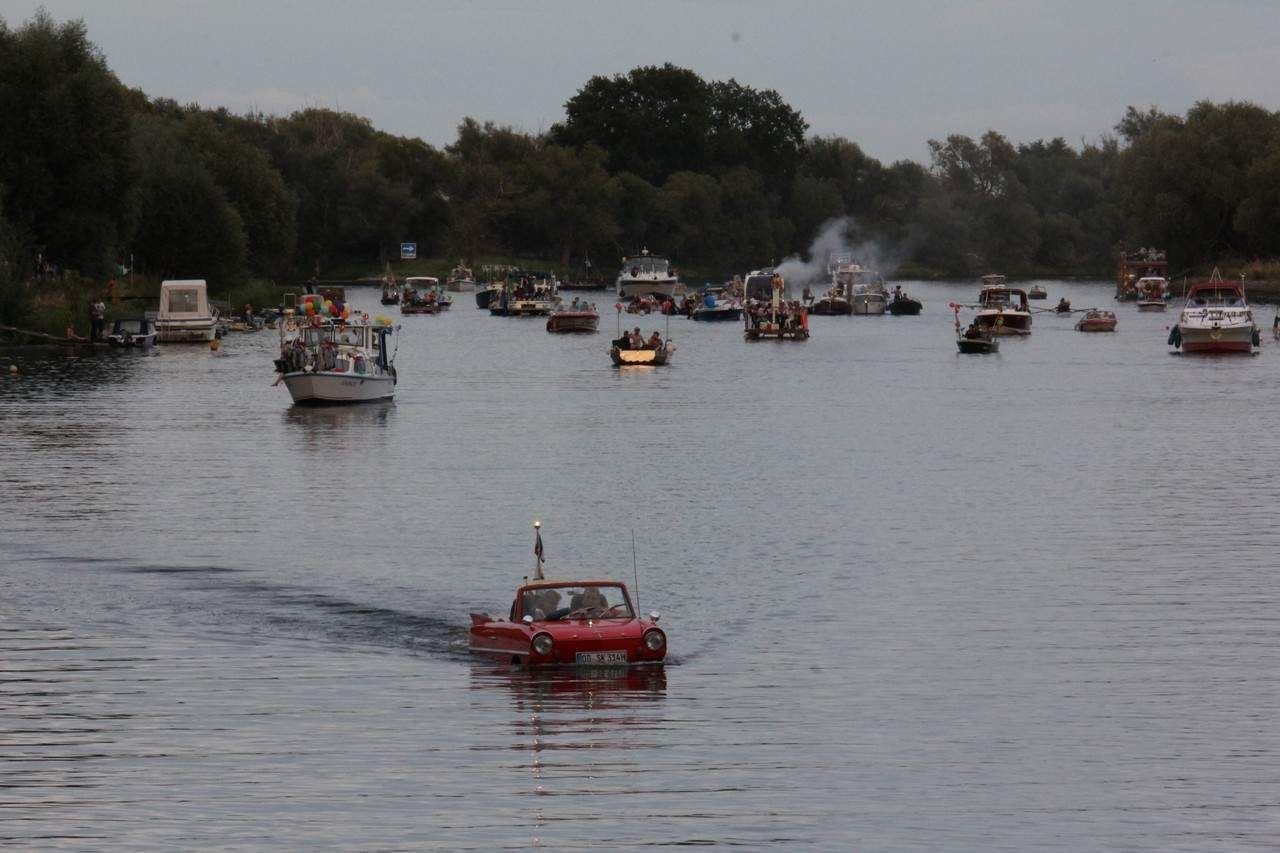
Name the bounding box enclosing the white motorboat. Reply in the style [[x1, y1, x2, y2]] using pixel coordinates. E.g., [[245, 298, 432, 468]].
[[1169, 273, 1258, 354], [274, 313, 399, 404], [851, 283, 888, 315], [155, 280, 218, 342], [446, 263, 475, 292], [827, 255, 885, 314], [973, 274, 1033, 335], [617, 249, 681, 300]]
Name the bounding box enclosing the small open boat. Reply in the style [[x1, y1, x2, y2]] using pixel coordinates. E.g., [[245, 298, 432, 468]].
[[1055, 298, 1073, 314], [547, 308, 599, 333], [691, 290, 743, 321], [1028, 284, 1048, 299], [953, 303, 998, 353], [105, 317, 157, 348], [887, 288, 922, 316], [1075, 309, 1118, 332]]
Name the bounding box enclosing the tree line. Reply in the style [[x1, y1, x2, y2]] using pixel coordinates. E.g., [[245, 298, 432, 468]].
[[4, 11, 1280, 324]]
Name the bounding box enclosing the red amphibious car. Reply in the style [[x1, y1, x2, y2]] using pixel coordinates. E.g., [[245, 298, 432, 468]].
[[469, 579, 666, 667]]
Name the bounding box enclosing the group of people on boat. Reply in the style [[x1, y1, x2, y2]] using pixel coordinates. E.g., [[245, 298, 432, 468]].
[[613, 326, 666, 351], [744, 299, 807, 331], [565, 297, 596, 313], [403, 287, 440, 307]]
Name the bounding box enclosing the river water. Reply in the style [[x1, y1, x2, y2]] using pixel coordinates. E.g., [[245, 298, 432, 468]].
[[3, 279, 1280, 850]]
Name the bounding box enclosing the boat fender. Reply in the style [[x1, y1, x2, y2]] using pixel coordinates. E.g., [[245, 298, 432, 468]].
[[1167, 325, 1181, 348], [1252, 328, 1261, 347]]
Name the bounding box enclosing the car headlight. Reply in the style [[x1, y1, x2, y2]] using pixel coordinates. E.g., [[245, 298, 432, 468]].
[[643, 629, 665, 652], [531, 633, 554, 656]]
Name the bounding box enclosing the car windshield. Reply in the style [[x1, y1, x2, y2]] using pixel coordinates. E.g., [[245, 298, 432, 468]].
[[522, 585, 632, 621]]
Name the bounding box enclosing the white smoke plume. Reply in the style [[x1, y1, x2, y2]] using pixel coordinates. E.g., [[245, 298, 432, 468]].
[[774, 217, 903, 285]]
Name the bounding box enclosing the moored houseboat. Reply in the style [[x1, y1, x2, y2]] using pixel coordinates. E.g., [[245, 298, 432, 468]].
[[155, 280, 219, 342]]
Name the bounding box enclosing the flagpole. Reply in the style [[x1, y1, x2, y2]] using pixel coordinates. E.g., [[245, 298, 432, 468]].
[[533, 520, 544, 580]]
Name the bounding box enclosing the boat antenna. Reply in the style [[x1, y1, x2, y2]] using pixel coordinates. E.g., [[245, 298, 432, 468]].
[[630, 528, 640, 612]]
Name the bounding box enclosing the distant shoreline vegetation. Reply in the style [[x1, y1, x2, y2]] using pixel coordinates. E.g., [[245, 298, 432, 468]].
[[4, 9, 1280, 332]]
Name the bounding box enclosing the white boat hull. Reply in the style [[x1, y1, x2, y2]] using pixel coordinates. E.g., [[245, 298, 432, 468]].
[[1178, 323, 1256, 354], [282, 372, 395, 404], [156, 318, 217, 342], [618, 278, 681, 300]]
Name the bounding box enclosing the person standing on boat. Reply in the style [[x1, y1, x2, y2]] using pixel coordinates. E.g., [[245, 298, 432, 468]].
[[89, 297, 106, 342]]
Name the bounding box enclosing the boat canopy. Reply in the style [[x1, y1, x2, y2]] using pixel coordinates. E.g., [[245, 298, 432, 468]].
[[1186, 284, 1245, 306], [979, 287, 1029, 309], [405, 277, 439, 287], [158, 280, 210, 319]]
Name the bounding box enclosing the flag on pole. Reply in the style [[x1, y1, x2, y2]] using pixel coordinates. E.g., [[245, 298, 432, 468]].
[[533, 525, 545, 580]]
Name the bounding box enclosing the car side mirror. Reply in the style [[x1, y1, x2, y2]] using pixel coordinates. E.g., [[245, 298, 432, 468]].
[[522, 615, 533, 625], [649, 611, 660, 623]]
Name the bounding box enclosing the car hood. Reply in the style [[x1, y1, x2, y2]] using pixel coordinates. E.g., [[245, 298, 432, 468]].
[[536, 618, 647, 640]]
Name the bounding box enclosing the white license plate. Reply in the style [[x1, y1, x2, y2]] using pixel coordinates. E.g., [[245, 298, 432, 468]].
[[575, 651, 628, 665]]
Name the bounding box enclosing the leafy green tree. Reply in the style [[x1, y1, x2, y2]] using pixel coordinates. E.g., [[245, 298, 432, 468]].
[[553, 64, 711, 185], [164, 109, 298, 278], [127, 115, 247, 284], [0, 11, 132, 276], [706, 79, 807, 188], [653, 171, 722, 262], [517, 143, 619, 266], [607, 172, 660, 256], [444, 117, 538, 264], [1113, 100, 1280, 266], [0, 192, 31, 324]]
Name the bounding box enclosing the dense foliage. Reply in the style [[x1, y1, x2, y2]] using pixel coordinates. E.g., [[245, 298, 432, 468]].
[[3, 11, 1280, 326]]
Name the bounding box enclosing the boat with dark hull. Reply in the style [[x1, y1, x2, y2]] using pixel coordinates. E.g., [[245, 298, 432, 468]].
[[809, 284, 853, 315], [953, 305, 998, 353], [887, 289, 922, 316]]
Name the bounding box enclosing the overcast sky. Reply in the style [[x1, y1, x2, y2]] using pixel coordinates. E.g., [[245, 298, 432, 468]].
[[4, 0, 1278, 163]]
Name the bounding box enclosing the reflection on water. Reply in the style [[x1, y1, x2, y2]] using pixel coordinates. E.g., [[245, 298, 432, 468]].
[[4, 281, 1280, 849]]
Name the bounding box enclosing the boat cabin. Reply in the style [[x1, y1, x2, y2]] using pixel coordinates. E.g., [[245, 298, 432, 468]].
[[1137, 277, 1167, 298], [158, 280, 211, 320], [621, 251, 671, 279], [978, 287, 1029, 311], [745, 269, 785, 301]]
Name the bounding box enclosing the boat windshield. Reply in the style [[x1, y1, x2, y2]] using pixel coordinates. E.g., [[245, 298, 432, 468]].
[[623, 257, 669, 276], [522, 585, 633, 621], [1189, 288, 1243, 307], [166, 289, 200, 313]]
